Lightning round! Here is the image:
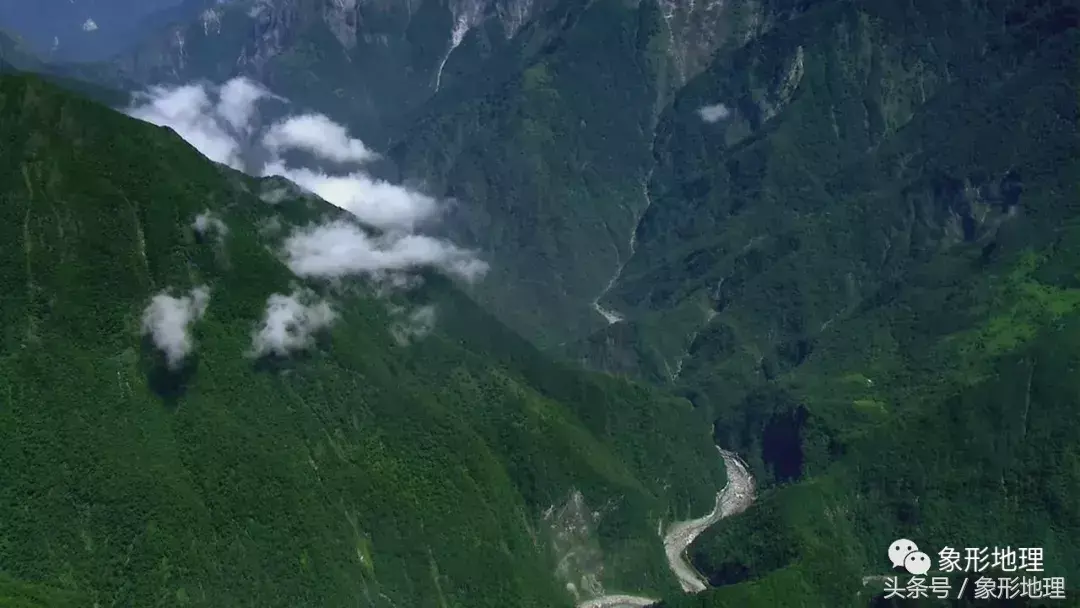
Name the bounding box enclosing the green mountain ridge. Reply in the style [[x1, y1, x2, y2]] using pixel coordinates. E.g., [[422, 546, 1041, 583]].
[[0, 71, 724, 607]]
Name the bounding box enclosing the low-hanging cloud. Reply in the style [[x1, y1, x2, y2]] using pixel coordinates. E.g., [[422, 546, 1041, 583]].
[[390, 305, 437, 346], [192, 210, 229, 243], [141, 286, 211, 369], [697, 102, 731, 123], [261, 162, 438, 231], [283, 220, 488, 282], [259, 186, 290, 205], [262, 113, 377, 164], [217, 77, 272, 134], [127, 83, 246, 169], [249, 289, 337, 358], [124, 77, 486, 283]]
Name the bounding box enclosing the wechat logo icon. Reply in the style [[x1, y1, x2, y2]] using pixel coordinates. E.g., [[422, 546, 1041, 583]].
[[904, 551, 932, 575], [888, 539, 919, 570]]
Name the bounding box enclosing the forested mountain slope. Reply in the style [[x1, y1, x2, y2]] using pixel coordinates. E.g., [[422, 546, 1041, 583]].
[[624, 0, 1079, 605], [576, 0, 1080, 391], [0, 72, 725, 608]]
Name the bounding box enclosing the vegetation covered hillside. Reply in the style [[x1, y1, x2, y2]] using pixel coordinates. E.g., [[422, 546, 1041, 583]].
[[0, 72, 725, 607], [579, 0, 1080, 390], [611, 0, 1079, 605]]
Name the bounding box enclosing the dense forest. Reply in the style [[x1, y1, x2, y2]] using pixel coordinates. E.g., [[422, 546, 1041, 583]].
[[0, 72, 725, 607], [640, 0, 1080, 605]]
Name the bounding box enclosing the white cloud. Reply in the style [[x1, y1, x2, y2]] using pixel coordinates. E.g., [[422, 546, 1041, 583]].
[[217, 77, 270, 134], [82, 18, 98, 32], [257, 215, 284, 236], [391, 305, 437, 346], [697, 103, 731, 123], [249, 289, 337, 357], [261, 162, 438, 231], [126, 83, 244, 169], [125, 78, 487, 286], [262, 113, 377, 164], [283, 220, 488, 282], [192, 210, 228, 242], [374, 272, 425, 295], [141, 286, 211, 369], [259, 186, 290, 204]]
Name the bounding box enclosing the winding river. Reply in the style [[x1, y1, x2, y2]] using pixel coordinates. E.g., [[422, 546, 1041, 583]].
[[577, 447, 757, 608]]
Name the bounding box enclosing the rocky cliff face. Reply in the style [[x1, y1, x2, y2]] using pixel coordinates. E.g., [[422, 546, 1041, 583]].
[[122, 0, 557, 75], [112, 0, 771, 136]]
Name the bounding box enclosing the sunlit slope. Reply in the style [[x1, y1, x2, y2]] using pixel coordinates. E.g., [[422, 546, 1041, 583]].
[[0, 72, 723, 607]]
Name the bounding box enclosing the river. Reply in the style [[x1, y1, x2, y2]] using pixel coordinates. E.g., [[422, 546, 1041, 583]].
[[577, 447, 757, 607]]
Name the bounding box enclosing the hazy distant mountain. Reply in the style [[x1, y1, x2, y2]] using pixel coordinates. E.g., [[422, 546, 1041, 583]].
[[0, 0, 214, 61], [112, 0, 568, 148]]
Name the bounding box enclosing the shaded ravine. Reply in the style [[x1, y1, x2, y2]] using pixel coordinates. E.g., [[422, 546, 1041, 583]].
[[591, 273, 626, 324], [575, 447, 757, 607], [591, 170, 654, 325]]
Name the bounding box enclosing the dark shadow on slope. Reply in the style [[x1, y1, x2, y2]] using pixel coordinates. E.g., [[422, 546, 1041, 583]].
[[248, 333, 333, 375], [251, 351, 311, 375], [140, 336, 198, 408], [713, 388, 810, 485], [761, 404, 808, 484]]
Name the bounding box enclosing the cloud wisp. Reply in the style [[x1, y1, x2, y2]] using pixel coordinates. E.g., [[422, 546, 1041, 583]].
[[127, 83, 248, 170], [141, 286, 211, 369], [262, 113, 377, 164], [124, 77, 487, 285], [390, 305, 437, 346], [192, 210, 229, 243], [261, 163, 440, 232], [249, 289, 338, 358], [697, 102, 731, 123], [282, 220, 487, 282]]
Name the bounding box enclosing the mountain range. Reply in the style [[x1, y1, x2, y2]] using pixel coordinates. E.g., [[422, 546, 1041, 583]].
[[0, 0, 1077, 605]]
